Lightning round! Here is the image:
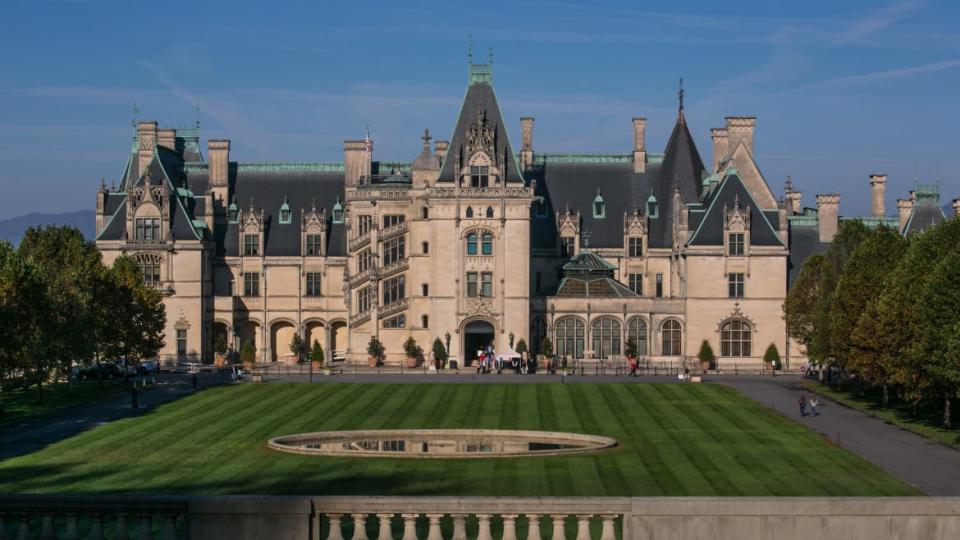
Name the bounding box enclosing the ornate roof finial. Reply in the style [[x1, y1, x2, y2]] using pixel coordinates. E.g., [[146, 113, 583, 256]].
[[785, 175, 793, 193], [677, 77, 685, 121], [311, 197, 316, 212], [249, 197, 255, 212], [422, 128, 431, 152], [132, 103, 139, 127], [195, 106, 201, 129], [468, 34, 474, 64], [488, 48, 494, 65], [581, 228, 592, 249]]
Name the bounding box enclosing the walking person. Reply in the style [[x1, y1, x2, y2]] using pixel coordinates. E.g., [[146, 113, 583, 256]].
[[629, 357, 638, 377], [810, 397, 819, 416], [799, 395, 808, 417]]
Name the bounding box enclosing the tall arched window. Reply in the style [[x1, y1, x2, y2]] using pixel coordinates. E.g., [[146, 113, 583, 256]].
[[555, 317, 584, 359], [720, 319, 752, 357], [481, 232, 493, 255], [661, 320, 682, 356], [591, 317, 621, 359], [466, 206, 474, 218], [531, 317, 546, 354], [466, 233, 478, 255], [486, 206, 494, 218], [627, 318, 648, 356]]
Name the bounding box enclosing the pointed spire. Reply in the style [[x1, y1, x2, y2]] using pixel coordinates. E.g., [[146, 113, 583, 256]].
[[422, 128, 431, 152], [468, 34, 474, 64], [677, 77, 686, 122], [785, 175, 793, 194]]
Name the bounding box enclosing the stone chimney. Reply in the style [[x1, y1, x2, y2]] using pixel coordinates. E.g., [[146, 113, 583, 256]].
[[632, 117, 646, 173], [344, 140, 371, 187], [953, 198, 960, 217], [710, 128, 728, 172], [96, 179, 107, 235], [816, 194, 840, 242], [137, 120, 158, 175], [786, 192, 803, 215], [725, 116, 756, 155], [157, 128, 177, 152], [897, 198, 914, 231], [435, 140, 449, 163], [869, 174, 887, 218], [208, 139, 230, 210], [520, 117, 534, 171]]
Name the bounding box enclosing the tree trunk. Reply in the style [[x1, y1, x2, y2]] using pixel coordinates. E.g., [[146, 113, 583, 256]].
[[882, 384, 889, 409], [945, 393, 953, 430]]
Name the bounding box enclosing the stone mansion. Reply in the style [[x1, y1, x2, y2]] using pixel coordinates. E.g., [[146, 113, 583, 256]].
[[93, 60, 958, 368]]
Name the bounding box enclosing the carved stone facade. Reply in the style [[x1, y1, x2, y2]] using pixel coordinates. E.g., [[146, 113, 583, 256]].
[[93, 61, 957, 368]]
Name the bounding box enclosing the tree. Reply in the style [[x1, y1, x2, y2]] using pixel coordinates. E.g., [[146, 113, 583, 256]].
[[432, 337, 447, 368], [539, 337, 553, 358], [696, 339, 716, 370], [310, 340, 325, 367], [240, 341, 256, 367], [290, 333, 306, 363], [214, 333, 228, 356], [402, 337, 421, 359], [515, 338, 528, 355], [0, 243, 51, 401], [107, 256, 166, 368], [763, 344, 781, 370], [912, 251, 960, 428], [784, 253, 833, 363], [624, 338, 638, 359]]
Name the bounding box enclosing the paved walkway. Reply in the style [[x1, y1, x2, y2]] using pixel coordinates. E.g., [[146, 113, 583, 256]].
[[722, 377, 960, 496], [0, 373, 225, 461]]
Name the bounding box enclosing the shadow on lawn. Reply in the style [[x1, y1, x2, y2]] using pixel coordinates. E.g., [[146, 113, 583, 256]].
[[0, 375, 227, 461]]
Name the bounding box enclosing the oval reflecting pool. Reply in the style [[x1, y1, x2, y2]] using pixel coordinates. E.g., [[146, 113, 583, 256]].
[[267, 429, 617, 458]]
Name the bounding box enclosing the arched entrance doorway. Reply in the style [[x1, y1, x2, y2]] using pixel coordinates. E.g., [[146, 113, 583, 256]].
[[463, 319, 495, 367], [270, 321, 297, 363]]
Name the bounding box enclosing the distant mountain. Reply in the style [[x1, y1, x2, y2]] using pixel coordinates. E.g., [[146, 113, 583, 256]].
[[0, 210, 96, 245]]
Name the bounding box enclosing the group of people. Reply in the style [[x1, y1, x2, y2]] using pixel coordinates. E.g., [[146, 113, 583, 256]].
[[474, 345, 536, 374], [799, 395, 820, 417]]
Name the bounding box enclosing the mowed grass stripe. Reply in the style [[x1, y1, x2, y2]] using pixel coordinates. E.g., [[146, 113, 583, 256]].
[[0, 383, 917, 496]]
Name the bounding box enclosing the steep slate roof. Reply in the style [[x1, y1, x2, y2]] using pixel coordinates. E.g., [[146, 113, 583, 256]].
[[437, 72, 523, 183], [224, 172, 346, 257], [534, 110, 708, 250], [904, 187, 947, 235], [687, 171, 783, 247]]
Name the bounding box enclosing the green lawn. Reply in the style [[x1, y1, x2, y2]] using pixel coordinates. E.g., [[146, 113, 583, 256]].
[[0, 380, 126, 426], [801, 381, 960, 450], [0, 383, 917, 496]]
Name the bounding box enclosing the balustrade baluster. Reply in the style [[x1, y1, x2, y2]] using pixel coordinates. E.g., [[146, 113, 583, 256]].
[[501, 515, 518, 540], [328, 514, 344, 540], [476, 514, 492, 540], [550, 515, 566, 540], [451, 515, 467, 540], [352, 513, 369, 540], [526, 515, 542, 540], [89, 514, 104, 540], [425, 514, 442, 540], [599, 516, 615, 540], [376, 514, 393, 540], [39, 512, 54, 540], [16, 513, 29, 540], [162, 513, 177, 540], [64, 513, 79, 540], [400, 514, 417, 540], [138, 513, 152, 540], [574, 516, 590, 540], [115, 512, 128, 540]]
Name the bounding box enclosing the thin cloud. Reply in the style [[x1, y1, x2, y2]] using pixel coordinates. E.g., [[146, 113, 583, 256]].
[[833, 0, 925, 45], [795, 58, 960, 92]]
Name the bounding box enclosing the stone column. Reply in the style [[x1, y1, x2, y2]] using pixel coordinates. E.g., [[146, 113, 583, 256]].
[[550, 515, 566, 540], [501, 515, 518, 540], [869, 174, 887, 218], [401, 514, 418, 540], [328, 514, 344, 540], [451, 515, 467, 540], [527, 515, 542, 540], [426, 514, 443, 540], [377, 514, 393, 540], [575, 516, 591, 540], [353, 514, 370, 540], [600, 515, 616, 540], [476, 514, 493, 540]]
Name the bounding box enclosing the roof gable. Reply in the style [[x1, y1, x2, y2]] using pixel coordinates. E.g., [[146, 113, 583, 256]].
[[687, 171, 784, 247]]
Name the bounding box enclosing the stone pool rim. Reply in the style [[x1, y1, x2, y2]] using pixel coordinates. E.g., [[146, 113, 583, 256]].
[[267, 429, 618, 459]]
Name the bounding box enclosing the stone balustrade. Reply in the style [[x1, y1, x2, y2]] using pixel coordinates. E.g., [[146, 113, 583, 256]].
[[348, 232, 372, 253], [379, 220, 408, 241], [378, 258, 408, 280], [3, 495, 959, 540]]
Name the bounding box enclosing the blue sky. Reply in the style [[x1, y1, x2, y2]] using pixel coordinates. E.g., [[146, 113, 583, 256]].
[[1, 0, 958, 219]]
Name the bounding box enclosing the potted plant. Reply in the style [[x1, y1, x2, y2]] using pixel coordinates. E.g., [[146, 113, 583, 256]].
[[289, 333, 307, 365], [213, 333, 228, 369], [764, 343, 781, 373], [310, 340, 325, 372], [367, 336, 385, 368], [432, 337, 448, 370], [240, 341, 256, 371], [403, 337, 422, 369], [697, 339, 716, 374]]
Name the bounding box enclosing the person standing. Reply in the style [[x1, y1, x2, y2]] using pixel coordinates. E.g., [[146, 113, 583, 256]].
[[810, 397, 819, 416], [799, 395, 808, 417]]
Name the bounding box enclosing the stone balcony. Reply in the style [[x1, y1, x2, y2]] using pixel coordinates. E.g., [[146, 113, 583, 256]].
[[349, 310, 371, 327], [379, 258, 408, 280], [348, 267, 374, 288], [378, 298, 408, 319], [379, 220, 408, 242], [427, 185, 534, 199], [348, 232, 372, 253]]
